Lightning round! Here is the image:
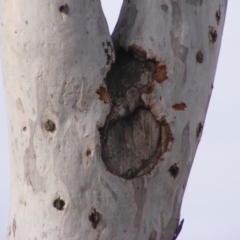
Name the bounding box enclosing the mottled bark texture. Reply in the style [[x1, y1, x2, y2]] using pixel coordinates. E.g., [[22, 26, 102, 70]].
[[0, 0, 226, 239]]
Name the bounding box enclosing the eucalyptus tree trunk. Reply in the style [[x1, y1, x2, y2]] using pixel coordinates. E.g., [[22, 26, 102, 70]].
[[0, 0, 226, 239]]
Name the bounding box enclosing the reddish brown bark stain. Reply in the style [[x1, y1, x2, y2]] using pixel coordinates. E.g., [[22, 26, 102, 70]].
[[172, 103, 187, 111], [96, 86, 110, 104], [153, 62, 168, 83], [141, 83, 154, 94]]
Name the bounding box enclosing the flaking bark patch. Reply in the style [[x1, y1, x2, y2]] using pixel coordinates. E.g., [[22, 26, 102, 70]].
[[153, 62, 168, 83], [96, 85, 110, 104], [172, 103, 187, 111]]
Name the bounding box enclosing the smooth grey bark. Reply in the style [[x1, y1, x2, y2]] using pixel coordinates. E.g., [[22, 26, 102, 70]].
[[0, 0, 226, 239]]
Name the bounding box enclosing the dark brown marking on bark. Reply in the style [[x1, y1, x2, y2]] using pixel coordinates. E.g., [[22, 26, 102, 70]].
[[186, 0, 203, 6], [59, 4, 69, 14], [100, 48, 172, 179], [161, 4, 168, 11], [23, 126, 27, 131], [168, 163, 179, 178], [196, 122, 203, 139], [104, 40, 114, 65], [89, 209, 100, 229], [53, 197, 65, 211], [172, 103, 187, 111], [128, 44, 147, 60], [216, 8, 221, 25], [12, 218, 16, 237], [209, 26, 218, 43], [44, 119, 55, 132], [149, 228, 157, 240], [96, 86, 110, 104], [86, 149, 92, 156], [196, 51, 203, 63]]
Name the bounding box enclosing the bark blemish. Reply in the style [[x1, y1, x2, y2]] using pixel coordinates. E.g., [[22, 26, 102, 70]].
[[149, 228, 157, 240], [196, 51, 203, 63], [172, 103, 187, 111], [100, 48, 173, 179], [196, 122, 203, 139], [59, 4, 69, 14], [141, 83, 154, 95], [161, 4, 168, 11], [23, 126, 27, 131], [104, 40, 114, 65], [53, 197, 65, 211], [12, 218, 16, 237], [209, 26, 217, 43], [86, 149, 92, 156], [153, 62, 168, 83], [96, 85, 110, 104], [44, 119, 55, 132], [101, 108, 162, 179], [168, 163, 179, 178], [216, 8, 221, 25], [89, 209, 100, 229]]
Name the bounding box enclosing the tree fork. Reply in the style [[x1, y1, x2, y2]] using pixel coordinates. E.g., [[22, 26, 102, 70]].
[[0, 0, 227, 239]]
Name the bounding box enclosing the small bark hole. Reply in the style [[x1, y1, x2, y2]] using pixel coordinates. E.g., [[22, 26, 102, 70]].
[[44, 119, 55, 132], [168, 163, 179, 178], [86, 149, 92, 156], [196, 122, 203, 139], [23, 126, 27, 131], [196, 51, 203, 63], [209, 26, 217, 43], [53, 197, 65, 211], [59, 4, 69, 14], [89, 209, 100, 229]]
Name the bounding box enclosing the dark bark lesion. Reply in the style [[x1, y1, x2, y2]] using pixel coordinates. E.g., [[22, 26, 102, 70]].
[[100, 48, 173, 179]]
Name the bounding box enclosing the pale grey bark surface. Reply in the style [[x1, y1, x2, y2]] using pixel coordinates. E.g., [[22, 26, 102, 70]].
[[0, 0, 226, 239]]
